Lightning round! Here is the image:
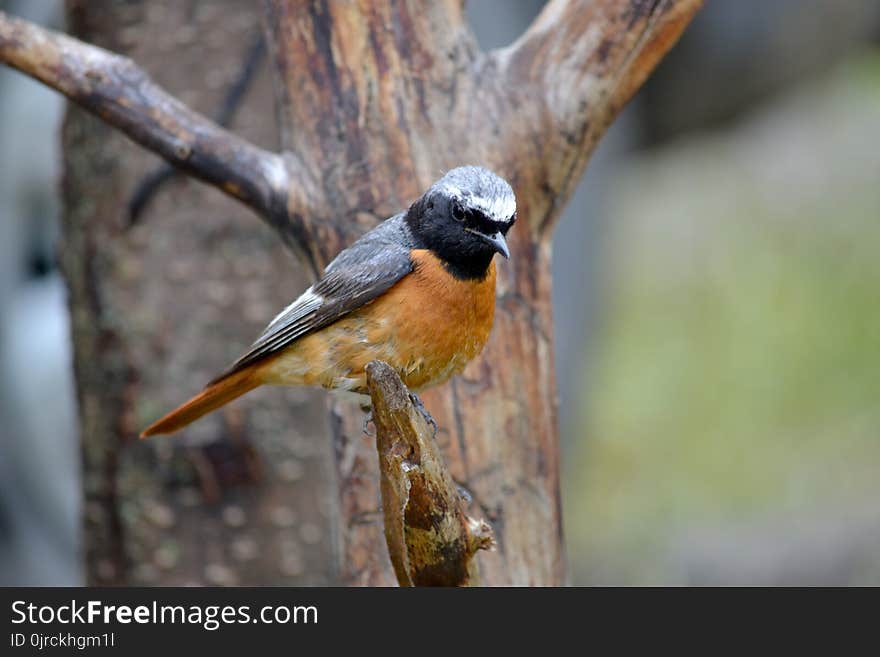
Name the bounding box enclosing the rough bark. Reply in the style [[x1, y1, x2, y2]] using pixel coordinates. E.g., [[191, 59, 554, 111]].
[[366, 361, 494, 587], [260, 0, 701, 586], [1, 0, 701, 586], [56, 0, 338, 586], [0, 10, 285, 215]]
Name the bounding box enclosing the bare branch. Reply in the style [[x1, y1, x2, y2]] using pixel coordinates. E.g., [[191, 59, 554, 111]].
[[492, 0, 703, 232], [366, 361, 494, 587], [0, 10, 295, 235]]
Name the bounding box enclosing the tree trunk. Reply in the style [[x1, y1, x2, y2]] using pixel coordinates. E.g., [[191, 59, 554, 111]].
[[261, 1, 566, 585], [1, 0, 700, 586], [262, 0, 700, 586], [61, 0, 337, 586]]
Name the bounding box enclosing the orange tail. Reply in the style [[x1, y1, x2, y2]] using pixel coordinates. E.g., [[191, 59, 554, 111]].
[[140, 367, 262, 437]]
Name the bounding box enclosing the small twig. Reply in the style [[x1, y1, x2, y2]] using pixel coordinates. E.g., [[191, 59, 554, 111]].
[[127, 31, 267, 226], [126, 166, 177, 226], [365, 361, 494, 587], [213, 31, 268, 129]]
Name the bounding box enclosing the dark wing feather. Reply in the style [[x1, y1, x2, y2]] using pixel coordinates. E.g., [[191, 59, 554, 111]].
[[210, 213, 416, 383]]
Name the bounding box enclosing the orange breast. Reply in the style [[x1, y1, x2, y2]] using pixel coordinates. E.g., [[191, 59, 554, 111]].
[[261, 250, 497, 393]]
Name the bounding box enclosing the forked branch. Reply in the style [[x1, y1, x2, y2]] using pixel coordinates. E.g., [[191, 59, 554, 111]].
[[494, 0, 703, 233], [505, 0, 702, 121], [366, 361, 494, 587], [0, 10, 302, 243], [1, 0, 703, 587]]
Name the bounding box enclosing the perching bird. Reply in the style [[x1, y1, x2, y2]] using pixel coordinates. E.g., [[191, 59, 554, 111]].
[[140, 165, 516, 437]]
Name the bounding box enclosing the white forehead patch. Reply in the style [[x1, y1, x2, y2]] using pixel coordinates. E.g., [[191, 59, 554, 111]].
[[468, 191, 517, 223], [434, 165, 517, 223], [440, 183, 517, 223]]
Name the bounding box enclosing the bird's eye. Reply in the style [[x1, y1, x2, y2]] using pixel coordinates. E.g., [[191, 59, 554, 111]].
[[452, 202, 466, 222]]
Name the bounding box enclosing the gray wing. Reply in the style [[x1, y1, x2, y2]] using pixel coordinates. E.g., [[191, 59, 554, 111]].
[[211, 213, 416, 382]]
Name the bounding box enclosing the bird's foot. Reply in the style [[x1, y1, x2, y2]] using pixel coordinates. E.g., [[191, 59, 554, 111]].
[[455, 480, 474, 504], [362, 409, 374, 436], [408, 392, 438, 436]]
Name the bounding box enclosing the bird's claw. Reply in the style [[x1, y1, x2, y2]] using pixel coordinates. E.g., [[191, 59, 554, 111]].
[[408, 392, 438, 436]]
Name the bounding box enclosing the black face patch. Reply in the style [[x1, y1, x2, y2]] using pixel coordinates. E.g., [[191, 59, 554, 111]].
[[401, 166, 517, 280], [406, 192, 513, 281]]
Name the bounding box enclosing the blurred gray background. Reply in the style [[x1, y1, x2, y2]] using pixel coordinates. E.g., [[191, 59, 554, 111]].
[[1, 0, 878, 585]]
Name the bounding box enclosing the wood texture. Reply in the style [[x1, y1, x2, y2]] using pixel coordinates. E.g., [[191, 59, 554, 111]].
[[0, 9, 312, 252], [0, 0, 701, 585], [260, 0, 701, 585], [55, 0, 338, 586], [367, 361, 493, 587]]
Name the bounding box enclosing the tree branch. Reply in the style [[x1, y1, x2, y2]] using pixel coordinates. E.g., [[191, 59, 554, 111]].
[[493, 0, 703, 233], [0, 10, 301, 242], [366, 361, 494, 587]]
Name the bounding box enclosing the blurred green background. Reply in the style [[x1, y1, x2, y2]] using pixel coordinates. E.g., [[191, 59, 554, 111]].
[[565, 53, 880, 584]]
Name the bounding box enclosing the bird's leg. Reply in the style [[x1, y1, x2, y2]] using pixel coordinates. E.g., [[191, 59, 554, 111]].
[[454, 479, 474, 504], [408, 391, 438, 436]]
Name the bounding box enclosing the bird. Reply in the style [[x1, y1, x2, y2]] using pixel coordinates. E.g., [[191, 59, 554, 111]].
[[140, 165, 516, 437]]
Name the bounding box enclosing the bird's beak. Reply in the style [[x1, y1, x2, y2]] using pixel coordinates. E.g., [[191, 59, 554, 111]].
[[467, 228, 510, 259]]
